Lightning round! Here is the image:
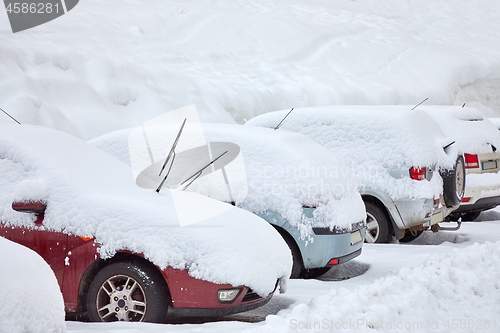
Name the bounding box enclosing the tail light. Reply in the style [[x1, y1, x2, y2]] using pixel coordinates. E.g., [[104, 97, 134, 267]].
[[464, 154, 479, 168], [409, 167, 426, 180]]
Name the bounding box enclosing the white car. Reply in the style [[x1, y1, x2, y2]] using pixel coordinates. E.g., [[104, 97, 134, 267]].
[[247, 106, 465, 243], [91, 122, 366, 279], [0, 123, 291, 322], [423, 106, 500, 221]]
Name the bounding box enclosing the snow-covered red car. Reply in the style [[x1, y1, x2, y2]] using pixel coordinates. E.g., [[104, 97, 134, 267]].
[[247, 106, 465, 243], [422, 106, 500, 221], [0, 124, 291, 323]]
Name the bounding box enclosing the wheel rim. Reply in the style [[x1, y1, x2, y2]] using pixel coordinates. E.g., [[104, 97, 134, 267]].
[[455, 158, 465, 200], [365, 212, 379, 243], [96, 274, 147, 322]]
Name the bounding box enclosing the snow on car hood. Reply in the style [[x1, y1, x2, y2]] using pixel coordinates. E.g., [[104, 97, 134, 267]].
[[0, 124, 291, 296], [247, 106, 456, 200], [90, 123, 366, 235], [420, 105, 500, 155]]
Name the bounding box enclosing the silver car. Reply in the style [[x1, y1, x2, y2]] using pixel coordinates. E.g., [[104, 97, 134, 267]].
[[247, 105, 465, 243]]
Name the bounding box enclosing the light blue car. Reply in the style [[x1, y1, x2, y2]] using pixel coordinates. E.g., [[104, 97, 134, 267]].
[[90, 122, 366, 279]]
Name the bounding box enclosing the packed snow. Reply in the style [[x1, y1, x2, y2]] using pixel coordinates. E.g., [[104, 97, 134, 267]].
[[0, 124, 291, 296], [90, 119, 366, 233], [247, 106, 453, 201], [2, 0, 500, 332], [0, 237, 66, 333], [1, 0, 500, 140]]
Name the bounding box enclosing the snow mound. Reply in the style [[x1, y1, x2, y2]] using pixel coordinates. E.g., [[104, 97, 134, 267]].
[[90, 123, 366, 233], [0, 237, 66, 333], [250, 241, 500, 333], [247, 106, 454, 200], [0, 124, 291, 296], [2, 0, 500, 140]]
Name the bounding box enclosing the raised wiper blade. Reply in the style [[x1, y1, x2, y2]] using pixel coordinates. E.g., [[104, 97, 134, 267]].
[[156, 118, 187, 193], [181, 150, 228, 190], [274, 108, 294, 130]]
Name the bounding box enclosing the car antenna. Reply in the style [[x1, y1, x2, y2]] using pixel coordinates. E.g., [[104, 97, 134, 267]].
[[180, 151, 228, 190], [221, 166, 236, 206], [156, 118, 187, 193], [411, 97, 428, 110], [0, 106, 21, 124], [274, 107, 294, 130]]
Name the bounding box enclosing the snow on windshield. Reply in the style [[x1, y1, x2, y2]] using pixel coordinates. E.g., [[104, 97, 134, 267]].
[[91, 123, 366, 234], [0, 124, 291, 296]]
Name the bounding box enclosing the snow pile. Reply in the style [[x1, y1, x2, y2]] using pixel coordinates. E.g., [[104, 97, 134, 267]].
[[0, 237, 66, 333], [1, 0, 500, 140], [0, 124, 291, 296], [91, 122, 366, 233], [249, 241, 500, 333], [247, 106, 454, 200]]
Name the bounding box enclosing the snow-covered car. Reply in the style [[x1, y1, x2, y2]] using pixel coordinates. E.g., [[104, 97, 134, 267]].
[[90, 122, 366, 279], [247, 106, 465, 243], [422, 106, 500, 221], [0, 237, 65, 333], [0, 124, 291, 323]]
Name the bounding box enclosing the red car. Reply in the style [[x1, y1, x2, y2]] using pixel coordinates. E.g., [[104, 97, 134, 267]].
[[0, 124, 291, 323]]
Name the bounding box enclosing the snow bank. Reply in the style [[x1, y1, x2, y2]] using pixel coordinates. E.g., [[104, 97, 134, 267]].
[[247, 106, 454, 200], [0, 237, 66, 333], [91, 123, 366, 234], [1, 0, 500, 140], [248, 241, 500, 333], [0, 124, 291, 296]]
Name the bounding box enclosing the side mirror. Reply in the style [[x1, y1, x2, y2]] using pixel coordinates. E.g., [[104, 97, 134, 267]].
[[12, 201, 46, 226]]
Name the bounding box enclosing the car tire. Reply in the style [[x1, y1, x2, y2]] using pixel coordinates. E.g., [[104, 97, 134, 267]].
[[364, 201, 393, 244], [86, 261, 169, 323], [441, 155, 466, 208], [399, 229, 423, 243]]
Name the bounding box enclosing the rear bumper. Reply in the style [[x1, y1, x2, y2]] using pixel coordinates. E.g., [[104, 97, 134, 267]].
[[393, 198, 433, 228], [453, 195, 500, 214]]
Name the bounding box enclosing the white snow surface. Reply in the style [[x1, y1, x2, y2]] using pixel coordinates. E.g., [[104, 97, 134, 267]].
[[247, 106, 453, 200], [0, 237, 66, 333], [2, 0, 500, 140], [0, 124, 291, 296], [90, 123, 366, 232]]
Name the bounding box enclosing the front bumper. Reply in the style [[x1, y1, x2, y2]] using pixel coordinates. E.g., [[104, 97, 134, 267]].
[[161, 267, 277, 318]]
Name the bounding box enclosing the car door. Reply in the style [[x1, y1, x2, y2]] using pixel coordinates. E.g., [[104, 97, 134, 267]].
[[0, 215, 68, 291]]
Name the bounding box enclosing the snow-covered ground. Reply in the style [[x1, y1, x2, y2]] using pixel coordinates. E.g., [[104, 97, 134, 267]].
[[65, 211, 500, 333], [2, 0, 500, 332]]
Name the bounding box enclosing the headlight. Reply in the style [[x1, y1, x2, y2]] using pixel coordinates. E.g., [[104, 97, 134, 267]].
[[217, 288, 241, 303]]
